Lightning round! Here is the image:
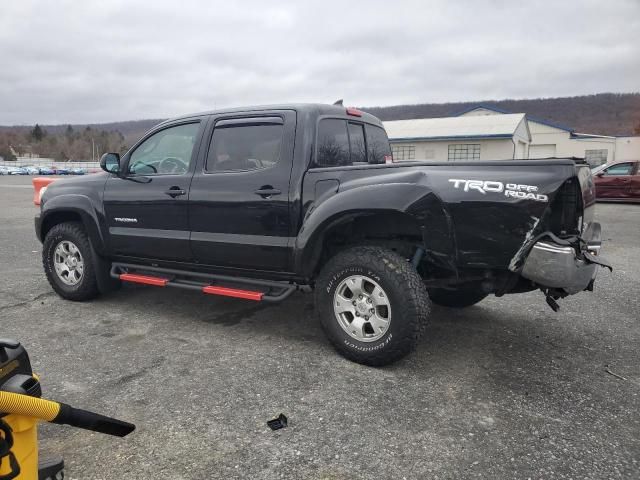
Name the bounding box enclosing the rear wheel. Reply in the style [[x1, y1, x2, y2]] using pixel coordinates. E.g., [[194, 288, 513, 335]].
[[43, 222, 100, 301], [427, 285, 487, 308], [315, 246, 430, 366]]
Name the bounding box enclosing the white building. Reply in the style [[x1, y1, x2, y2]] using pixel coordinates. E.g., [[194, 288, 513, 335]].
[[385, 104, 640, 166], [384, 113, 531, 162]]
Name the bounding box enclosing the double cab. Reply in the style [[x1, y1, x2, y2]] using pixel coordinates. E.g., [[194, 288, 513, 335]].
[[34, 104, 610, 365]]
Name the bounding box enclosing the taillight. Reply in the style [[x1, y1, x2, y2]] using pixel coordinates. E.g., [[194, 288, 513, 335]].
[[547, 179, 581, 235], [346, 107, 362, 117]]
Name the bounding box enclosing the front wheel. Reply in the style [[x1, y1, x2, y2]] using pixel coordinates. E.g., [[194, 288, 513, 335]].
[[315, 246, 431, 366], [43, 222, 100, 301]]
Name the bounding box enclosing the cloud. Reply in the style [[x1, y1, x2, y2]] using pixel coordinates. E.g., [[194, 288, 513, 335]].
[[1, 0, 638, 124]]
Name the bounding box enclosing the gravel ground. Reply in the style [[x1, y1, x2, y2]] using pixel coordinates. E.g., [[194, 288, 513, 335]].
[[0, 175, 638, 479]]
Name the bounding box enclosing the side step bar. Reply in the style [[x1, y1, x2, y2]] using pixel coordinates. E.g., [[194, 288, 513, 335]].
[[119, 273, 168, 287], [110, 262, 300, 302]]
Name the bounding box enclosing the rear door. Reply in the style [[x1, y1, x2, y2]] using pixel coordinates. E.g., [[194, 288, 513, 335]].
[[188, 111, 296, 271], [595, 162, 635, 199], [103, 120, 204, 261]]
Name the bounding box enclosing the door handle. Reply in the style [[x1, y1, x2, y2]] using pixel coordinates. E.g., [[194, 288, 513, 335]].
[[254, 186, 281, 198], [164, 187, 186, 198]]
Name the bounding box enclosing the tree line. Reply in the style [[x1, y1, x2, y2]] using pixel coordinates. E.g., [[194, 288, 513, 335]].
[[0, 124, 130, 162]]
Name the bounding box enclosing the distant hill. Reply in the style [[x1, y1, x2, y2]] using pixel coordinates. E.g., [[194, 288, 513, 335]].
[[43, 118, 164, 137], [362, 93, 640, 136], [1, 93, 638, 139]]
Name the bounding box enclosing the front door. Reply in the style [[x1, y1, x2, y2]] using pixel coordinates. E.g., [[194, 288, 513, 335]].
[[103, 120, 204, 261], [595, 162, 634, 199], [188, 111, 296, 272]]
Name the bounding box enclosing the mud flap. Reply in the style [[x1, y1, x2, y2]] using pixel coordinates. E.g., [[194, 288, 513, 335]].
[[88, 237, 121, 294]]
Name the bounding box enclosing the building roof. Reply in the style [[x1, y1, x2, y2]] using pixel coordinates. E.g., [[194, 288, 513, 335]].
[[571, 132, 616, 140], [384, 113, 529, 142], [455, 105, 575, 133], [453, 104, 511, 116]]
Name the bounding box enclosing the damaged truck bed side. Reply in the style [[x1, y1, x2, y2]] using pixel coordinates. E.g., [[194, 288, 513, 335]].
[[34, 104, 610, 365], [348, 159, 611, 309]]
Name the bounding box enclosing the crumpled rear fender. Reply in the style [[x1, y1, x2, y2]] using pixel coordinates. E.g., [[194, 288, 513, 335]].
[[293, 182, 455, 278]]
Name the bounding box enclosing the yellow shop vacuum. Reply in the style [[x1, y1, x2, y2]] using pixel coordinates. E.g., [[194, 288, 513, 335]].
[[0, 338, 135, 479]]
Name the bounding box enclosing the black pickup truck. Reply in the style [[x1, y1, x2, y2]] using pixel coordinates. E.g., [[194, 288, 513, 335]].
[[35, 104, 609, 365]]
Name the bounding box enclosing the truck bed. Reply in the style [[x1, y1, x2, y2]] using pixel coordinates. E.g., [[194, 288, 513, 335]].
[[301, 158, 595, 273]]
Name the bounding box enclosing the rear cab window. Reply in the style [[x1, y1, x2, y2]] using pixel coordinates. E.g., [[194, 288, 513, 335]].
[[314, 118, 392, 168], [348, 122, 366, 164], [365, 124, 392, 164]]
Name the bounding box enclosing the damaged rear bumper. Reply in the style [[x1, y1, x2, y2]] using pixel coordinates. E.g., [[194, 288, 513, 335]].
[[521, 222, 611, 295]]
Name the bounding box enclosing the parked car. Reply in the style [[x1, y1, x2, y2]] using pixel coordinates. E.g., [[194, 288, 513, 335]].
[[34, 103, 610, 366], [38, 166, 56, 175], [53, 167, 71, 175], [7, 166, 28, 175], [593, 160, 640, 203], [23, 166, 41, 175], [0, 166, 7, 175], [70, 168, 86, 175]]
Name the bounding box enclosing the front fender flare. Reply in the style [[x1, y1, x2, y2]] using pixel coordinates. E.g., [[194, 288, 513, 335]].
[[40, 194, 107, 255]]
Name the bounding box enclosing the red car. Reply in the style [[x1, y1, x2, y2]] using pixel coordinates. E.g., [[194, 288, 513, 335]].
[[594, 160, 640, 203]]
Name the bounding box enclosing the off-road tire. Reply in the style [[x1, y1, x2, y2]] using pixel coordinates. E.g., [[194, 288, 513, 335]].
[[43, 221, 100, 301], [315, 246, 431, 366], [427, 286, 487, 308]]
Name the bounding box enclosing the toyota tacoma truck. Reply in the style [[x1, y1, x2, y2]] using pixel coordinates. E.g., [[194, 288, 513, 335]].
[[34, 104, 610, 365]]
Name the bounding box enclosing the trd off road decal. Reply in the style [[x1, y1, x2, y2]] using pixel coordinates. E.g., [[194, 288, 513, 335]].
[[448, 179, 548, 202]]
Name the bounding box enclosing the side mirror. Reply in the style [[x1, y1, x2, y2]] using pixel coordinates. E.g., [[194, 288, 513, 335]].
[[100, 153, 121, 174], [595, 172, 605, 177]]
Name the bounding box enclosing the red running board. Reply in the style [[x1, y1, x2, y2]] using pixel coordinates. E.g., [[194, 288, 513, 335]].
[[202, 285, 263, 301], [119, 272, 263, 301], [119, 273, 169, 287]]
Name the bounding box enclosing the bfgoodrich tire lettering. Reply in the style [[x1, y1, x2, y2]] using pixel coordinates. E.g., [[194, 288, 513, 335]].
[[43, 221, 100, 301], [315, 246, 430, 366]]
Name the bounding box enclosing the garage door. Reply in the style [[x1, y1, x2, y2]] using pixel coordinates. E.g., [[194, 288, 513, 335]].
[[529, 144, 556, 158]]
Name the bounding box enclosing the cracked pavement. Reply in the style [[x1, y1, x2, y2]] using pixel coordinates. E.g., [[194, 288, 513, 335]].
[[0, 176, 639, 479]]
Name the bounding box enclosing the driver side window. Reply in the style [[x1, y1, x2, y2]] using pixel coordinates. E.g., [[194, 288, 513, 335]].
[[603, 163, 633, 176], [128, 123, 200, 175]]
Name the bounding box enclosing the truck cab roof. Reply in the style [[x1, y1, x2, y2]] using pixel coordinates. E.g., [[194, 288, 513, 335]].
[[159, 103, 384, 128]]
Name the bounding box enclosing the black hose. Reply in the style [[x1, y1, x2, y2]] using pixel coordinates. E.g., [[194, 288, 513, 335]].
[[51, 404, 135, 437]]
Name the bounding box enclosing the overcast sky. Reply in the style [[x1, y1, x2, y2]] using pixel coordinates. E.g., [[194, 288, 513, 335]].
[[1, 0, 638, 125]]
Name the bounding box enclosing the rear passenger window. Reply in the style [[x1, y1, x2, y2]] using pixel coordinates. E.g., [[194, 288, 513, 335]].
[[316, 119, 350, 167], [206, 121, 283, 172], [348, 122, 366, 164], [365, 124, 392, 164], [315, 118, 392, 168]]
